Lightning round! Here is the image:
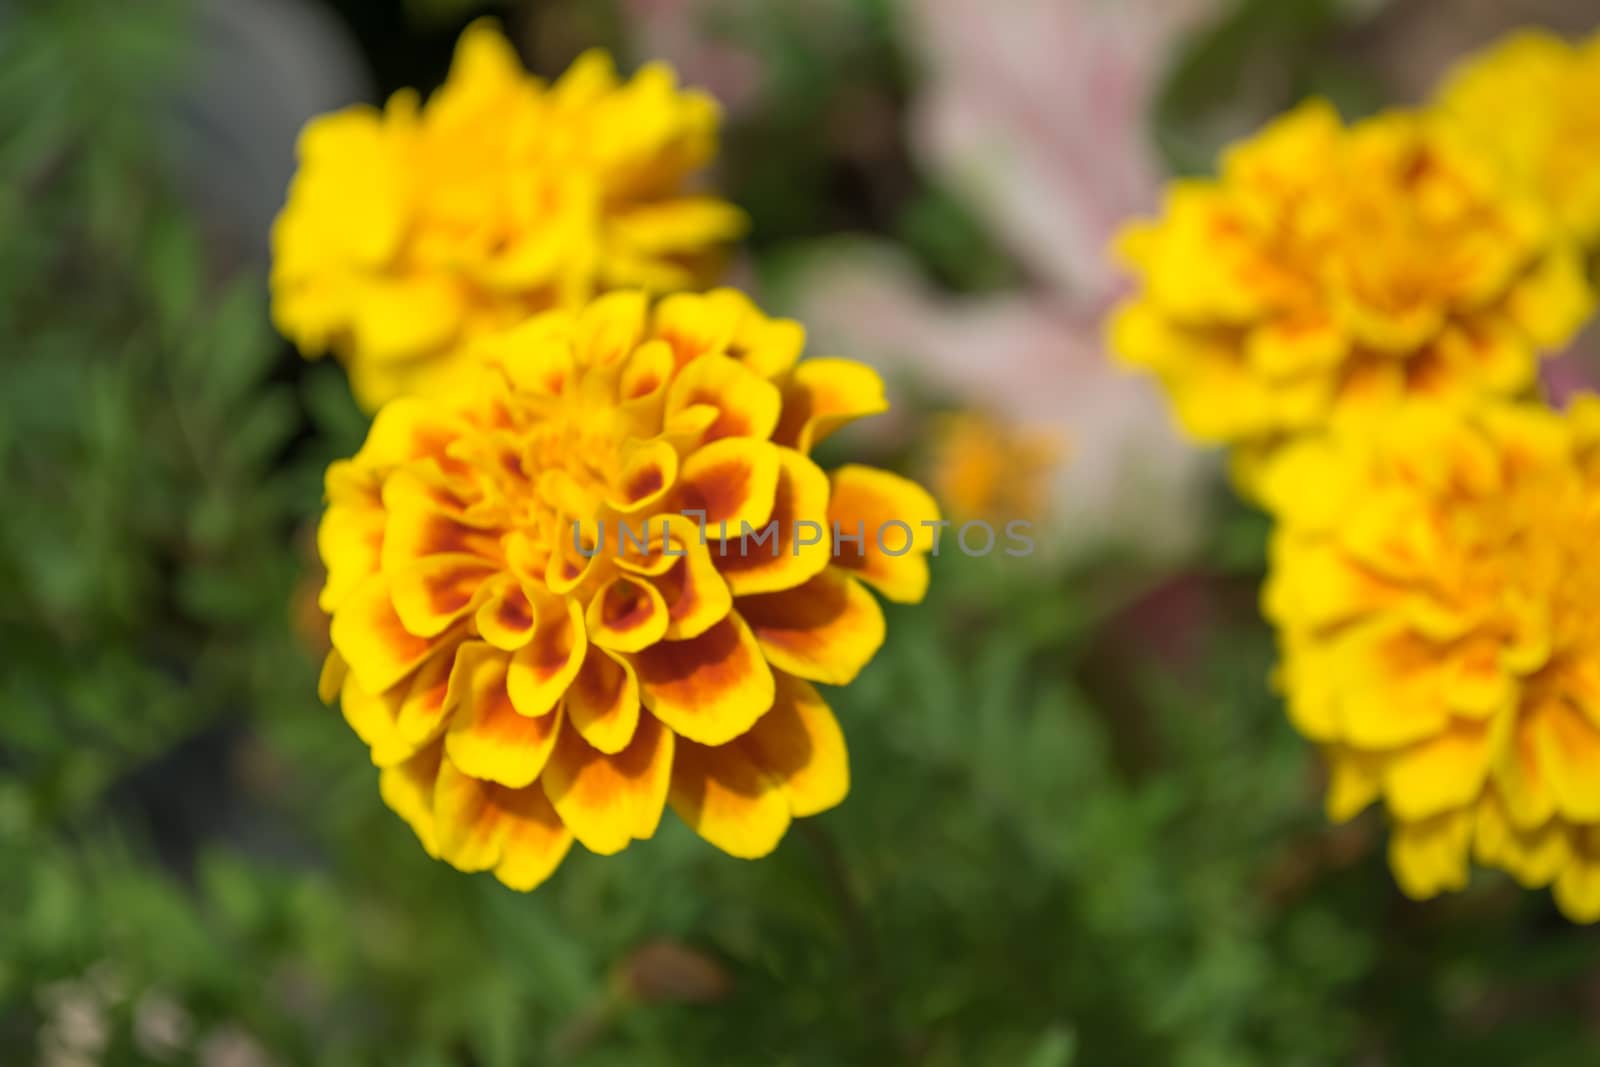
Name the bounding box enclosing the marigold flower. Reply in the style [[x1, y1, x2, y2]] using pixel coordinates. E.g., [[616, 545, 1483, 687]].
[[929, 412, 1064, 527], [315, 289, 939, 889], [1435, 29, 1600, 248], [1110, 101, 1592, 484], [271, 20, 746, 410], [1261, 398, 1600, 920]]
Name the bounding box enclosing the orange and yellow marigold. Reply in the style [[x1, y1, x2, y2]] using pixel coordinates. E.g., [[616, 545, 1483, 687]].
[[1110, 101, 1591, 485], [316, 289, 938, 889], [272, 20, 745, 410], [928, 411, 1063, 527], [1436, 29, 1600, 249], [1261, 398, 1600, 921]]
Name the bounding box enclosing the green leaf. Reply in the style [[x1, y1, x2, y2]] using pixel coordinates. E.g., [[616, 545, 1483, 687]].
[[1023, 1026, 1078, 1067]]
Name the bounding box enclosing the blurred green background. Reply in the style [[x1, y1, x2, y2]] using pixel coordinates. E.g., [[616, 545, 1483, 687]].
[[5, 1, 1600, 1064]]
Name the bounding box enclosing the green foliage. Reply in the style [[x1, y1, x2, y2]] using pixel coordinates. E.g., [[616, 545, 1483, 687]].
[[6, 2, 1600, 1065], [893, 184, 1020, 295], [1153, 0, 1387, 175], [709, 0, 914, 248]]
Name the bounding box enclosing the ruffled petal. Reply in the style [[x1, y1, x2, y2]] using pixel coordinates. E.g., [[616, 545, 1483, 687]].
[[739, 674, 849, 817], [736, 569, 885, 686], [1553, 850, 1600, 923], [1388, 809, 1473, 899], [634, 614, 774, 745], [339, 669, 410, 767], [475, 575, 538, 651], [606, 438, 678, 514], [1323, 744, 1384, 822], [433, 756, 575, 889], [652, 290, 740, 368], [773, 359, 888, 453], [1474, 791, 1568, 889], [653, 533, 734, 640], [664, 353, 782, 443], [574, 290, 650, 368], [445, 643, 562, 788], [389, 554, 499, 638], [668, 736, 791, 859], [492, 784, 574, 892], [1530, 700, 1600, 822], [586, 574, 671, 653], [1382, 719, 1493, 821], [330, 572, 440, 695], [317, 499, 385, 613], [674, 438, 781, 534], [318, 651, 348, 705], [379, 742, 444, 857], [715, 447, 832, 597], [507, 597, 587, 717], [826, 465, 940, 604], [433, 757, 512, 873], [540, 713, 675, 855], [394, 647, 457, 748], [566, 646, 642, 755]]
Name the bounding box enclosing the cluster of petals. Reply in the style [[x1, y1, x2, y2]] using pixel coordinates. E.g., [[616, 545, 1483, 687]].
[[272, 20, 745, 409], [1436, 29, 1600, 248], [1110, 100, 1592, 487], [1261, 399, 1600, 920], [316, 289, 939, 890]]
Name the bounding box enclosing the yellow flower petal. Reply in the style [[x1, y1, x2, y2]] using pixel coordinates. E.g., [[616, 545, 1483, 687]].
[[445, 643, 562, 788], [540, 713, 674, 854], [507, 597, 587, 717], [1530, 701, 1600, 822], [651, 525, 735, 641], [1554, 853, 1600, 923], [737, 570, 885, 687], [1388, 809, 1473, 900], [434, 755, 576, 884], [715, 447, 832, 597], [318, 651, 348, 705], [395, 647, 457, 748], [826, 465, 940, 605], [653, 290, 740, 367], [739, 674, 849, 818], [379, 742, 444, 858], [606, 438, 679, 514], [664, 353, 782, 444], [1382, 720, 1493, 821], [1323, 745, 1384, 822], [474, 575, 538, 651], [774, 359, 888, 454], [668, 736, 791, 859], [330, 573, 440, 695], [586, 575, 671, 653], [339, 668, 413, 768], [674, 437, 782, 534], [1474, 791, 1568, 888], [634, 614, 775, 745], [389, 554, 499, 639], [565, 647, 642, 755], [492, 784, 574, 892]]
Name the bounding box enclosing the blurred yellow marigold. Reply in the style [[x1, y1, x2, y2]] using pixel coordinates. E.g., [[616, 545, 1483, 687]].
[[1436, 30, 1600, 248], [315, 289, 938, 889], [1111, 101, 1591, 483], [1261, 398, 1600, 920], [929, 411, 1064, 527], [271, 20, 745, 410]]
